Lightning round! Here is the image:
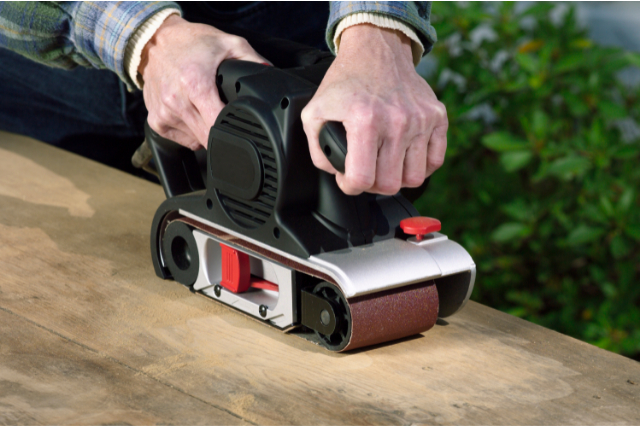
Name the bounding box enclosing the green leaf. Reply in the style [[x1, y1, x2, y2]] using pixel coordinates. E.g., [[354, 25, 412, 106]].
[[554, 52, 584, 74], [600, 56, 633, 74], [617, 188, 635, 214], [491, 222, 530, 243], [532, 110, 549, 139], [589, 265, 606, 282], [598, 100, 627, 120], [599, 195, 614, 217], [624, 52, 640, 68], [610, 235, 631, 259], [612, 145, 640, 159], [506, 307, 528, 318], [624, 224, 640, 242], [547, 156, 591, 179], [563, 92, 589, 117], [566, 225, 605, 246], [515, 53, 538, 73], [599, 282, 618, 299], [504, 74, 528, 92], [589, 120, 603, 146], [521, 2, 554, 17], [501, 199, 533, 222], [482, 132, 530, 152], [500, 151, 533, 172]]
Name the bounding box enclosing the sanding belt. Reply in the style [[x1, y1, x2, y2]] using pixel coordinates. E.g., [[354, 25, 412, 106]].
[[175, 217, 439, 351]]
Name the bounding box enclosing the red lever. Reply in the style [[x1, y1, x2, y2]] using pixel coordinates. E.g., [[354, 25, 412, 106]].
[[400, 217, 441, 241], [220, 244, 251, 293], [250, 277, 279, 292], [219, 244, 279, 293]]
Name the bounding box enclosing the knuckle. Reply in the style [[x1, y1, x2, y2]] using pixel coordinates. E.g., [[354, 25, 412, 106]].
[[179, 65, 199, 87], [376, 179, 402, 195], [428, 152, 445, 170], [346, 172, 375, 191], [404, 173, 425, 188], [430, 100, 448, 120], [184, 140, 202, 151], [160, 92, 179, 110], [230, 35, 250, 50], [148, 111, 171, 132], [300, 105, 316, 123], [389, 108, 409, 129], [415, 108, 429, 124], [156, 106, 173, 123], [350, 105, 376, 128]]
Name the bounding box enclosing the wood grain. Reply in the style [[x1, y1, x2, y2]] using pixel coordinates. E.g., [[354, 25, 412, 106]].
[[0, 131, 638, 425]]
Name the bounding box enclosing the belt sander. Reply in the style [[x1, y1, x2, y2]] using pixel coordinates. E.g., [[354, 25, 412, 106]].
[[141, 52, 476, 352]]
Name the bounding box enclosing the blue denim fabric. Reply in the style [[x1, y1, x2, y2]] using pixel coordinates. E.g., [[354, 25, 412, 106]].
[[0, 2, 329, 174], [0, 47, 149, 174]]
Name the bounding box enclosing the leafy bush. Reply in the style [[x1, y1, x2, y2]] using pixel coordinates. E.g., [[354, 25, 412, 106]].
[[418, 2, 640, 359]]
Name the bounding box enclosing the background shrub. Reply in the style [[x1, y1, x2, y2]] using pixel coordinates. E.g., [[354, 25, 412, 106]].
[[419, 2, 640, 359]]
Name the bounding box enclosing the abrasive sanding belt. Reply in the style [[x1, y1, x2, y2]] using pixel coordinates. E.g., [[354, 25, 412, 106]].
[[176, 217, 439, 351]]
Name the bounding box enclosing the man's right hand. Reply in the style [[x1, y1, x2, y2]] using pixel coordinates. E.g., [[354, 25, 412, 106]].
[[139, 15, 268, 150]]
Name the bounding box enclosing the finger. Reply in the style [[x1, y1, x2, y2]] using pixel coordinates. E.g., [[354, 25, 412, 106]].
[[369, 136, 404, 195], [156, 91, 211, 149], [401, 136, 428, 188], [426, 124, 447, 178], [301, 105, 338, 174], [165, 91, 211, 147], [425, 101, 448, 177], [336, 124, 378, 195], [186, 103, 211, 145], [162, 126, 202, 151], [168, 119, 203, 149], [189, 81, 226, 145], [226, 36, 271, 65]]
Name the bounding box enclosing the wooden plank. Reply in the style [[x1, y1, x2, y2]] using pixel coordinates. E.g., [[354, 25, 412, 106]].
[[0, 308, 248, 425], [0, 130, 639, 425]]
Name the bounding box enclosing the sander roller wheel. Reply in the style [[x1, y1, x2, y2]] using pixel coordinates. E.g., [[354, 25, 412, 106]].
[[162, 221, 200, 287], [309, 280, 440, 352], [312, 282, 352, 352]]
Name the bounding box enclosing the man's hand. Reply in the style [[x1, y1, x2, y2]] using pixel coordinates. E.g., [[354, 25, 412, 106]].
[[139, 15, 268, 150], [301, 24, 448, 195]]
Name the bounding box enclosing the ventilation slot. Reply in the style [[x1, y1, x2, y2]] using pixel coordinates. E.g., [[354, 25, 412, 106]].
[[217, 109, 278, 229]]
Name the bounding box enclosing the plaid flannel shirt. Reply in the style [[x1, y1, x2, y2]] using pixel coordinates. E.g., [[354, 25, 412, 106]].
[[0, 1, 436, 90]]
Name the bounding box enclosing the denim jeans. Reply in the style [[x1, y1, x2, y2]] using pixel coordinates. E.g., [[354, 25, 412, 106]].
[[0, 1, 329, 174]]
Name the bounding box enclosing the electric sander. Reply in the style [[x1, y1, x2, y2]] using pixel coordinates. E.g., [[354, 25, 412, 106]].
[[139, 51, 476, 352]]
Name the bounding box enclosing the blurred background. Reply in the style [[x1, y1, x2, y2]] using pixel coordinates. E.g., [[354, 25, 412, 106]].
[[416, 2, 640, 360]]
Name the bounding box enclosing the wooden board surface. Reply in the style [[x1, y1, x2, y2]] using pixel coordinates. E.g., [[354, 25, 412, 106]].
[[0, 130, 638, 425]]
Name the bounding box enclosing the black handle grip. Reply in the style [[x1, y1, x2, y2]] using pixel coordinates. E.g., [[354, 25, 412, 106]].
[[144, 122, 206, 198], [319, 121, 348, 174]]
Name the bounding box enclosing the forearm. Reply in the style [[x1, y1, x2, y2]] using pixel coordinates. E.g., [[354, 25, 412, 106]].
[[327, 1, 437, 64], [0, 1, 180, 90]]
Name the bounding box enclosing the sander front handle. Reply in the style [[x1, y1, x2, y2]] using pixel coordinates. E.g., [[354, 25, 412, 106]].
[[317, 120, 430, 201], [319, 121, 348, 173]]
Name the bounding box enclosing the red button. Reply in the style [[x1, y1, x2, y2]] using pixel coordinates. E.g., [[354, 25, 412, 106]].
[[400, 217, 441, 241]]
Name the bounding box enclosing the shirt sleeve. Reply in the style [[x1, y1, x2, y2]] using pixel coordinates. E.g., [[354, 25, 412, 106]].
[[0, 1, 180, 90], [326, 1, 437, 57]]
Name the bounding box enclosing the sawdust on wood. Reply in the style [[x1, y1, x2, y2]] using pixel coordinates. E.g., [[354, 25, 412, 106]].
[[0, 147, 94, 217]]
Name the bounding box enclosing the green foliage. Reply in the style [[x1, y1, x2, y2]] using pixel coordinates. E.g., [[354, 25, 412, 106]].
[[419, 2, 640, 358]]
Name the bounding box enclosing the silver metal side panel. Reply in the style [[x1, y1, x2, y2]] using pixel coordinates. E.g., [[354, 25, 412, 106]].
[[309, 239, 443, 297], [180, 210, 475, 299], [191, 230, 295, 328], [414, 235, 476, 276]]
